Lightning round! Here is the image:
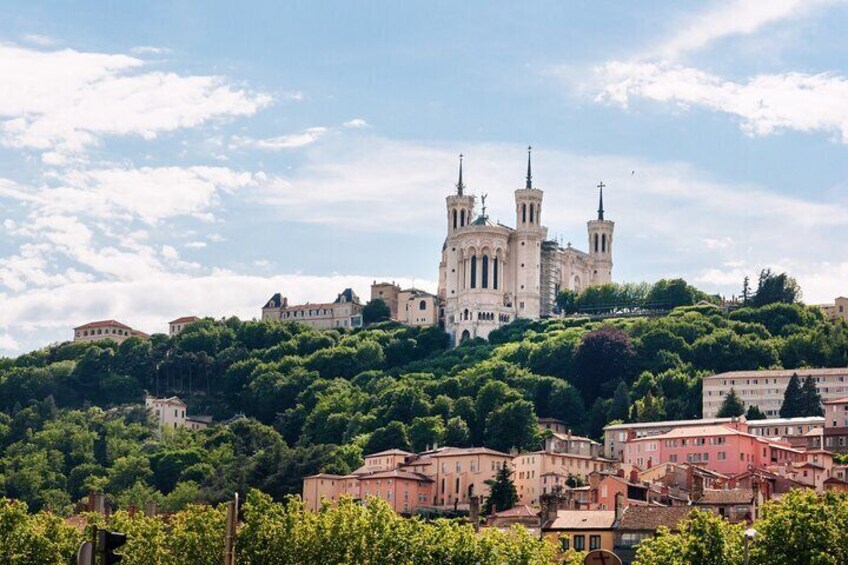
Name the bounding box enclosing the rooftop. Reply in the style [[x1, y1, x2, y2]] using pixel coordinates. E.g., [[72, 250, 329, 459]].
[[705, 368, 848, 380], [604, 417, 732, 431], [365, 449, 415, 458], [170, 316, 200, 325], [492, 505, 538, 518], [545, 510, 616, 531], [74, 319, 133, 331], [617, 506, 693, 532], [695, 489, 754, 505]]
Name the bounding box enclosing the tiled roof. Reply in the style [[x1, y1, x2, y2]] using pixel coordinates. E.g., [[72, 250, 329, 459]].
[[705, 368, 848, 380], [546, 510, 616, 531], [425, 446, 512, 458], [170, 316, 200, 324], [493, 505, 538, 518], [604, 417, 732, 431], [617, 506, 693, 532], [365, 449, 415, 458], [74, 320, 133, 331], [363, 469, 433, 483], [696, 489, 754, 505]]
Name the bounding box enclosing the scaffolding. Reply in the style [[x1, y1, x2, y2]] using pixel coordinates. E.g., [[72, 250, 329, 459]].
[[540, 240, 559, 317]]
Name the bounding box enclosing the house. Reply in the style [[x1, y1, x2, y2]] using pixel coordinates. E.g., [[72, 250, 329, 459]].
[[169, 316, 200, 336], [262, 288, 364, 330], [692, 489, 756, 523], [74, 320, 149, 344], [486, 505, 539, 528], [541, 510, 616, 553], [145, 396, 212, 432], [613, 504, 693, 565]]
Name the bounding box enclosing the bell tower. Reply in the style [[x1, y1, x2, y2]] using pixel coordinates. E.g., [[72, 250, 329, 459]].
[[587, 181, 614, 285], [446, 154, 475, 234], [513, 147, 546, 319]]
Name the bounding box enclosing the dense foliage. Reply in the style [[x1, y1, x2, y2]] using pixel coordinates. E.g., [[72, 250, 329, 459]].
[[0, 280, 845, 512]]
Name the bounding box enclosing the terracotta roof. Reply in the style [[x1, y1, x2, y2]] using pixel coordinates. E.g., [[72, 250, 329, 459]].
[[363, 469, 433, 482], [170, 316, 200, 324], [365, 449, 415, 458], [824, 397, 848, 405], [493, 505, 538, 518], [74, 320, 133, 331], [617, 506, 693, 532], [546, 510, 616, 531], [147, 396, 186, 407], [696, 489, 754, 505], [705, 368, 848, 380], [425, 446, 512, 458]]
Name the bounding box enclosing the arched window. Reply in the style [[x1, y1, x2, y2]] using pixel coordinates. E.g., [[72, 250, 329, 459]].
[[482, 255, 489, 288], [530, 203, 535, 223], [461, 330, 471, 343], [470, 255, 477, 288], [493, 258, 499, 289], [536, 204, 541, 224], [594, 233, 599, 253], [419, 300, 427, 310], [602, 233, 607, 253], [460, 209, 466, 227], [464, 309, 469, 321], [452, 209, 457, 229], [522, 203, 527, 223]]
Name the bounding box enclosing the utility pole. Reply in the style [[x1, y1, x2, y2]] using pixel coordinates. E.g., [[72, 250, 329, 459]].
[[223, 493, 238, 565]]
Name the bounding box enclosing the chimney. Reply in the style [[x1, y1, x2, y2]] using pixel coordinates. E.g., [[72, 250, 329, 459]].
[[94, 493, 106, 515], [614, 492, 624, 522], [87, 492, 96, 512], [145, 500, 157, 517], [617, 468, 625, 478], [629, 469, 639, 483], [691, 473, 704, 502]]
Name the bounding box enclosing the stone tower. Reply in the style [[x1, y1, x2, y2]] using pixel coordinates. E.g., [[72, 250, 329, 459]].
[[512, 147, 546, 319], [587, 181, 614, 285]]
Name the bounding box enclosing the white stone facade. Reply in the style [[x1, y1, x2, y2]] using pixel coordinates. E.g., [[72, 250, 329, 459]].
[[262, 288, 364, 330], [438, 152, 614, 344]]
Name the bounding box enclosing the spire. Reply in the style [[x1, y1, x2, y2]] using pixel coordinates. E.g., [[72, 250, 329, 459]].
[[597, 181, 605, 220], [456, 154, 465, 196], [525, 146, 533, 189]]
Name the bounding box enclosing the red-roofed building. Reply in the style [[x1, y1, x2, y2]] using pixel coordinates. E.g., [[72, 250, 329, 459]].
[[73, 320, 149, 344], [169, 316, 201, 336]]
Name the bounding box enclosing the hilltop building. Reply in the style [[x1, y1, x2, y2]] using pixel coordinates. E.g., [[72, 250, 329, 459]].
[[169, 316, 200, 336], [145, 396, 212, 431], [261, 288, 364, 330], [438, 149, 614, 344], [73, 320, 149, 344], [370, 281, 439, 327], [819, 296, 848, 322]]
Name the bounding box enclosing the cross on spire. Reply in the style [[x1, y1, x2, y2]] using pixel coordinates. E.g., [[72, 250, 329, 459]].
[[456, 154, 465, 195], [597, 181, 605, 220], [525, 146, 533, 189]]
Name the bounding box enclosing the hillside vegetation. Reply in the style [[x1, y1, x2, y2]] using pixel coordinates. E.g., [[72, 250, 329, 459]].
[[0, 278, 846, 512]]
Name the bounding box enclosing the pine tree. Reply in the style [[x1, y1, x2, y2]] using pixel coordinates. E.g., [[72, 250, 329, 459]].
[[483, 466, 518, 515], [717, 388, 745, 417], [780, 373, 804, 418], [745, 404, 767, 420], [608, 380, 632, 423], [800, 375, 824, 417]]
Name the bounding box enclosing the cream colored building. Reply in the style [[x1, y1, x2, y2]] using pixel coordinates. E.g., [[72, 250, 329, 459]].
[[370, 281, 439, 327], [73, 320, 149, 344], [261, 288, 364, 330], [820, 297, 848, 322], [169, 316, 200, 336], [438, 151, 614, 345], [703, 368, 848, 418], [146, 396, 187, 430]]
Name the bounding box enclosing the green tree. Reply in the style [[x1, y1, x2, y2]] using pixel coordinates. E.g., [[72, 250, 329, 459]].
[[365, 421, 411, 454], [443, 417, 471, 447], [800, 375, 824, 417], [408, 416, 445, 452], [483, 466, 518, 515], [362, 299, 391, 325], [633, 509, 743, 565], [751, 269, 801, 307], [745, 404, 767, 420], [608, 380, 631, 422], [779, 373, 804, 418], [484, 400, 538, 453], [716, 388, 745, 418], [573, 326, 637, 402], [555, 289, 578, 314]]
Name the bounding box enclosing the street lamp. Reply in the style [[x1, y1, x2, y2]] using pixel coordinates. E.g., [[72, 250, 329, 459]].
[[744, 527, 757, 565]]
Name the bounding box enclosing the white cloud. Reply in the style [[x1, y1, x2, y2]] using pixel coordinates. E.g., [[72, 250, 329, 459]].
[[230, 127, 328, 150], [130, 46, 171, 55], [650, 0, 835, 59], [343, 118, 369, 128], [595, 61, 848, 143], [0, 43, 271, 160], [185, 241, 207, 249], [20, 34, 56, 47], [702, 237, 734, 250]]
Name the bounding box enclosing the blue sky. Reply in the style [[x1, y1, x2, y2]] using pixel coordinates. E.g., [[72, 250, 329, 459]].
[[1, 0, 848, 352]]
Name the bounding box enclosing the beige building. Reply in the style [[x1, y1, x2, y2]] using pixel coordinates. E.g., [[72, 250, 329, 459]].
[[169, 316, 200, 336], [370, 282, 439, 327], [261, 288, 364, 330], [703, 368, 848, 418], [541, 509, 616, 553], [145, 396, 211, 431], [73, 320, 149, 344], [438, 151, 615, 345], [820, 297, 848, 322]]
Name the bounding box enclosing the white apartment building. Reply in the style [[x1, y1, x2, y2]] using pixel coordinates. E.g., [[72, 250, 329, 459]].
[[73, 320, 149, 344], [703, 368, 848, 418], [261, 288, 364, 330]]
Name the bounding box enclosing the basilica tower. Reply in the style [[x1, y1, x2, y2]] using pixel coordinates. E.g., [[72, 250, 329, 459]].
[[512, 147, 546, 319], [587, 181, 614, 285]]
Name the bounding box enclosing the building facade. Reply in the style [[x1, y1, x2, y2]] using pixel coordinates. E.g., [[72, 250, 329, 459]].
[[261, 288, 364, 330], [73, 320, 149, 344], [438, 151, 614, 344], [819, 296, 848, 322], [169, 316, 200, 336], [703, 368, 848, 418], [370, 282, 439, 327]]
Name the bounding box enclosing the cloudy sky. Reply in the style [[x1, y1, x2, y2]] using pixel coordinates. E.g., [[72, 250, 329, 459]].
[[1, 1, 847, 353]]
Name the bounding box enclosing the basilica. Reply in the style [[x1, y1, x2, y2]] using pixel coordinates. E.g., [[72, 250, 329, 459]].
[[438, 149, 614, 344]]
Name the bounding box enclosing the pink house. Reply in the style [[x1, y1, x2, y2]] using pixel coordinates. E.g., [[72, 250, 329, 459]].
[[623, 422, 805, 476]]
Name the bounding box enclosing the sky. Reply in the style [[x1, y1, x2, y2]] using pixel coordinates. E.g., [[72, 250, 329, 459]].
[[1, 0, 848, 353]]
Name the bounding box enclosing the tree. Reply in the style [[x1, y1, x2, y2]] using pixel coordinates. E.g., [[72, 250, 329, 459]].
[[556, 289, 578, 314], [483, 466, 518, 515], [800, 375, 824, 417], [573, 326, 637, 402], [751, 269, 801, 307], [716, 388, 745, 418], [633, 509, 744, 565], [443, 417, 471, 447], [779, 373, 804, 418], [742, 276, 751, 305], [745, 404, 767, 420], [484, 400, 538, 453], [364, 421, 410, 454], [608, 380, 632, 422], [408, 416, 445, 452], [645, 278, 709, 309], [362, 299, 391, 325]]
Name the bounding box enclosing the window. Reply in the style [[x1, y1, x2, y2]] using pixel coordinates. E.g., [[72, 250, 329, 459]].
[[452, 209, 457, 229], [574, 535, 585, 551], [522, 203, 527, 223], [460, 209, 465, 226], [482, 255, 489, 288], [493, 258, 499, 289], [529, 203, 535, 223], [560, 537, 570, 551], [419, 300, 427, 310], [470, 256, 477, 288], [590, 535, 601, 550]]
